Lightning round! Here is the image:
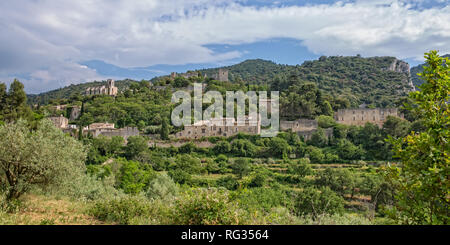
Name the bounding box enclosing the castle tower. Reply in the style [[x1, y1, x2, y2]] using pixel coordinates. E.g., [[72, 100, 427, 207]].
[[218, 69, 229, 82]]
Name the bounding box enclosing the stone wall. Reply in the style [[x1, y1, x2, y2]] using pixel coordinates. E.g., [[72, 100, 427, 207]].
[[280, 119, 318, 132], [297, 128, 333, 141]]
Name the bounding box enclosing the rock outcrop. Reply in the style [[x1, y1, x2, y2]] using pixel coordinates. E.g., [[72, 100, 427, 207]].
[[388, 59, 416, 92]]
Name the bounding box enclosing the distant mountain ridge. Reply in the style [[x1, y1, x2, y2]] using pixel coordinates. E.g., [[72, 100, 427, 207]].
[[28, 55, 416, 107]]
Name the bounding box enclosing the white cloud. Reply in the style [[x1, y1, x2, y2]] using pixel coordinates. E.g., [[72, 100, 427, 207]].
[[0, 0, 449, 93]]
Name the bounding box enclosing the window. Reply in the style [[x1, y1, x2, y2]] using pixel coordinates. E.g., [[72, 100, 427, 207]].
[[202, 129, 206, 134], [353, 117, 356, 121]]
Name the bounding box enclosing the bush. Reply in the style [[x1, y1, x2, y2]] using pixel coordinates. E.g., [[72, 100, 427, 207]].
[[231, 158, 251, 179], [213, 141, 231, 154], [231, 139, 257, 157], [171, 188, 243, 225], [179, 142, 197, 154], [317, 115, 336, 128], [293, 186, 345, 219], [288, 158, 313, 177], [88, 195, 153, 225], [305, 146, 325, 163], [234, 187, 292, 213], [123, 136, 148, 159], [168, 169, 192, 185], [216, 176, 239, 190], [145, 173, 179, 201], [116, 158, 156, 194], [267, 137, 291, 158]]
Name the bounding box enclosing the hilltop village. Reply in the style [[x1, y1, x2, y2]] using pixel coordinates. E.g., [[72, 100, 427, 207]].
[[46, 67, 405, 143]]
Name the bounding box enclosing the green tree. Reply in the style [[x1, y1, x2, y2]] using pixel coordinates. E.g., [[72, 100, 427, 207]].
[[160, 117, 170, 140], [386, 51, 450, 225], [293, 186, 345, 219], [0, 83, 7, 122], [117, 158, 155, 194], [0, 119, 86, 200], [213, 141, 231, 154], [307, 128, 328, 148], [317, 115, 336, 128], [231, 139, 257, 157], [268, 137, 291, 158], [288, 158, 313, 178], [231, 158, 251, 179], [3, 80, 32, 122], [124, 136, 148, 159]]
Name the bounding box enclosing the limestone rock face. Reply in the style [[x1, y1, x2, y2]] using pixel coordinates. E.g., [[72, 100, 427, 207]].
[[388, 59, 416, 92]]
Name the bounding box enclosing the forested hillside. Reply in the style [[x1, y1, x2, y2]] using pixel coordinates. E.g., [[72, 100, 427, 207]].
[[27, 79, 138, 105], [28, 55, 414, 109]]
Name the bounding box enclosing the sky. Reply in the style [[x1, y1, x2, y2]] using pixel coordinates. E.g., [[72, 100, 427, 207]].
[[0, 0, 449, 94]]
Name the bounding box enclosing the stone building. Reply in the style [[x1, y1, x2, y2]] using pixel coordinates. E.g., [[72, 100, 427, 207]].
[[85, 79, 118, 96], [176, 116, 260, 139], [210, 69, 229, 82], [48, 115, 69, 129], [280, 119, 318, 132], [85, 126, 139, 140], [335, 108, 404, 127]]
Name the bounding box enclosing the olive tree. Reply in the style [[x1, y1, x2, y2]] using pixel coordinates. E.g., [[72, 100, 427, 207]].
[[0, 119, 87, 200]]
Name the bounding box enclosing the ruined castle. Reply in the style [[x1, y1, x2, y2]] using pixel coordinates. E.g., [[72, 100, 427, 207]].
[[48, 116, 139, 140], [335, 108, 404, 127], [170, 69, 229, 82], [85, 79, 118, 96], [210, 69, 229, 82], [176, 116, 260, 139]]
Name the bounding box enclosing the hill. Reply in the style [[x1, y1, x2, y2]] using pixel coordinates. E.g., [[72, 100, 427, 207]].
[[27, 79, 137, 105], [411, 54, 450, 88], [28, 56, 415, 108], [198, 56, 415, 107]]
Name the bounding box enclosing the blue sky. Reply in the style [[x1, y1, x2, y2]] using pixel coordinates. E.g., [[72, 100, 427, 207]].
[[0, 0, 449, 93]]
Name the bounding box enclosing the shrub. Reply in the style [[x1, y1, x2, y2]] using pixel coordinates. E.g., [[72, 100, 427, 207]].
[[171, 188, 243, 225], [231, 139, 257, 157], [267, 137, 291, 158], [88, 195, 153, 225], [145, 173, 179, 201], [317, 115, 336, 128], [305, 146, 325, 163], [116, 158, 156, 194], [293, 186, 345, 219], [123, 136, 148, 159], [216, 176, 239, 190], [288, 158, 313, 178], [178, 142, 197, 154], [213, 141, 231, 154], [231, 158, 251, 179], [234, 187, 292, 213], [168, 169, 192, 185]]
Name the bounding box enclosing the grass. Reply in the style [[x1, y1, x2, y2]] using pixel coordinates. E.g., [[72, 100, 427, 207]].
[[0, 194, 111, 225]]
